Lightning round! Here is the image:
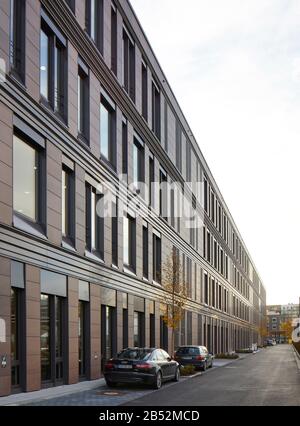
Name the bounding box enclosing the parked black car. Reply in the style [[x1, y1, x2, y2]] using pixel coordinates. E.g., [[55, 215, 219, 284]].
[[175, 346, 214, 371], [104, 348, 180, 389]]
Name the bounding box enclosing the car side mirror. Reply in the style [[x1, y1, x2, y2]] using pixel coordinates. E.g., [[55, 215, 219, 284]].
[[167, 357, 172, 362]]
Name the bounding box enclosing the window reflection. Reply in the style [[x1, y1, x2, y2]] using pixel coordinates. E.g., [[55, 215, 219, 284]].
[[40, 30, 49, 100], [100, 102, 109, 159], [13, 136, 37, 221]]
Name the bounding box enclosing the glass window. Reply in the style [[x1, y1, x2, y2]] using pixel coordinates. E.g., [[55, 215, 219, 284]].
[[123, 28, 135, 102], [41, 294, 51, 382], [86, 0, 103, 52], [10, 0, 26, 82], [152, 82, 161, 140], [123, 214, 136, 271], [86, 184, 104, 257], [78, 63, 89, 141], [40, 17, 67, 118], [13, 135, 37, 221], [79, 301, 87, 377], [11, 287, 23, 388], [100, 102, 109, 159], [153, 233, 161, 283], [134, 311, 139, 347], [40, 30, 49, 99]]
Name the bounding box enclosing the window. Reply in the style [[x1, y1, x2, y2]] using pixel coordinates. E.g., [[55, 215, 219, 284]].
[[159, 168, 168, 219], [41, 294, 66, 385], [134, 312, 144, 347], [13, 135, 37, 222], [78, 59, 90, 142], [133, 136, 145, 190], [143, 224, 148, 279], [86, 0, 103, 53], [123, 214, 136, 272], [65, 0, 75, 12], [111, 199, 118, 266], [152, 81, 161, 140], [153, 232, 161, 284], [122, 117, 128, 175], [149, 153, 155, 207], [176, 121, 182, 172], [79, 301, 88, 378], [123, 27, 135, 102], [204, 177, 208, 213], [10, 0, 26, 83], [211, 278, 215, 308], [62, 165, 75, 244], [204, 272, 208, 305], [186, 142, 191, 182], [164, 99, 168, 153], [101, 305, 116, 365], [111, 3, 117, 75], [100, 93, 116, 167], [142, 61, 148, 120], [40, 12, 67, 119], [11, 287, 24, 389], [85, 183, 104, 258]]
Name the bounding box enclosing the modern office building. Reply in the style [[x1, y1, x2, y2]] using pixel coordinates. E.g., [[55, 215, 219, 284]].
[[0, 0, 266, 396]]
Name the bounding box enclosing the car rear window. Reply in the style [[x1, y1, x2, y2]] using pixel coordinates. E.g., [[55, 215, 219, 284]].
[[176, 347, 200, 355], [117, 349, 152, 360]]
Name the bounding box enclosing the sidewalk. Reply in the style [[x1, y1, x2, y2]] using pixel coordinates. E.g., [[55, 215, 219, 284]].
[[0, 378, 105, 406]]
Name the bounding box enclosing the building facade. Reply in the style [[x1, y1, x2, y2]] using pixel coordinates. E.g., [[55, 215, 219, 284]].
[[0, 0, 266, 397], [267, 303, 299, 343]]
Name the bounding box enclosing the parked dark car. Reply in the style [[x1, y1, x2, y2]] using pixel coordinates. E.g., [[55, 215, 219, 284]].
[[175, 346, 213, 371], [104, 348, 180, 389]]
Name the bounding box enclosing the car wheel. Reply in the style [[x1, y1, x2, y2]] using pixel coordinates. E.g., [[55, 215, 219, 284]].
[[173, 367, 180, 382], [106, 380, 117, 388], [154, 371, 162, 389]]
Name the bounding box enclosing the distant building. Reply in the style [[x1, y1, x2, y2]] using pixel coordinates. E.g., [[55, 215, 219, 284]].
[[266, 303, 300, 343]]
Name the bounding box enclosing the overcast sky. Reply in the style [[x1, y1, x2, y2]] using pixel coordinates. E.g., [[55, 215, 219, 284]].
[[130, 0, 300, 305]]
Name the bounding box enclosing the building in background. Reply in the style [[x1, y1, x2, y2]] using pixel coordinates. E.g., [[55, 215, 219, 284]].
[[0, 0, 266, 397], [266, 303, 299, 343]]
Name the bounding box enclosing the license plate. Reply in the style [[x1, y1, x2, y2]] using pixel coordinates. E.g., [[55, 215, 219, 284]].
[[118, 365, 132, 369], [182, 357, 192, 360]]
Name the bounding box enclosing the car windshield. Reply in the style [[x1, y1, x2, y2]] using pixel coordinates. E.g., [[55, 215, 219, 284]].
[[176, 347, 200, 355], [117, 349, 152, 360]]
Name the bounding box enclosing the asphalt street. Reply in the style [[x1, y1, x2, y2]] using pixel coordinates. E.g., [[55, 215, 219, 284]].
[[124, 345, 300, 406]]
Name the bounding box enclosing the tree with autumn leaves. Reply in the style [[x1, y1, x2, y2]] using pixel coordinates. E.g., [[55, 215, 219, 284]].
[[160, 248, 188, 356]]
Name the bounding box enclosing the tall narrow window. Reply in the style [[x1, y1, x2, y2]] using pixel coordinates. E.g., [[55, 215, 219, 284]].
[[79, 301, 88, 378], [86, 0, 103, 53], [13, 136, 38, 222], [153, 232, 162, 284], [40, 13, 67, 119], [186, 142, 192, 182], [111, 199, 118, 266], [159, 168, 168, 219], [10, 0, 26, 83], [85, 183, 104, 259], [143, 224, 148, 279], [78, 60, 90, 142], [149, 153, 155, 207], [176, 121, 182, 172], [123, 27, 135, 102], [111, 3, 117, 75], [204, 272, 208, 305], [62, 165, 75, 245], [152, 81, 161, 140], [123, 214, 136, 272], [122, 117, 128, 175], [142, 61, 148, 120], [100, 93, 116, 168], [11, 287, 24, 389], [133, 136, 145, 190]]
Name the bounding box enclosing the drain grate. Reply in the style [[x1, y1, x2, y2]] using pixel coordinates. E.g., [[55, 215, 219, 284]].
[[96, 391, 125, 397]]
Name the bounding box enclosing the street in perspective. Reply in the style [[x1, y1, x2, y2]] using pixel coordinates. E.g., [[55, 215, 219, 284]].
[[0, 0, 300, 411]]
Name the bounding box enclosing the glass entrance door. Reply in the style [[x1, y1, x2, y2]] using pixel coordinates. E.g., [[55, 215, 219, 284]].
[[41, 294, 66, 386]]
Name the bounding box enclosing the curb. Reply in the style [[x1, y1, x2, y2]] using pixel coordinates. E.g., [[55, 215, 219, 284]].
[[292, 346, 300, 371]]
